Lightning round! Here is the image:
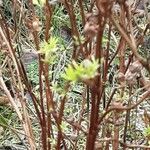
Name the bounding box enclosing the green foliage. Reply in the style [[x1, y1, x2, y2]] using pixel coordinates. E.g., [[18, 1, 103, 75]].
[[33, 0, 45, 7], [51, 82, 66, 96], [0, 52, 4, 65], [52, 5, 70, 29], [26, 60, 39, 85], [39, 37, 58, 64], [73, 35, 85, 46], [0, 114, 8, 128], [62, 56, 99, 83], [144, 126, 150, 145], [144, 126, 150, 137]]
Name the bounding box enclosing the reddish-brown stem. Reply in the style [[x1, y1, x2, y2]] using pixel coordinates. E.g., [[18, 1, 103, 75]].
[[78, 0, 85, 25], [27, 1, 48, 149], [45, 0, 52, 41], [123, 87, 132, 150], [113, 111, 119, 150], [43, 2, 54, 149], [64, 0, 85, 58], [86, 88, 97, 150], [85, 11, 106, 149], [110, 15, 150, 72]]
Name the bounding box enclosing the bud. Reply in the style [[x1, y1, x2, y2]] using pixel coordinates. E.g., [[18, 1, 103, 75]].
[[32, 17, 40, 32], [83, 14, 99, 38], [117, 72, 125, 83], [125, 61, 143, 86], [129, 61, 143, 73]]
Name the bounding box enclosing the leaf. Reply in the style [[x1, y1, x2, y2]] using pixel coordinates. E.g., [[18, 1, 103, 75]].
[[102, 36, 108, 44], [33, 0, 45, 7], [144, 126, 150, 137], [60, 121, 67, 132], [62, 56, 99, 83], [39, 37, 58, 53], [0, 114, 8, 128], [62, 64, 78, 82], [39, 37, 58, 64]]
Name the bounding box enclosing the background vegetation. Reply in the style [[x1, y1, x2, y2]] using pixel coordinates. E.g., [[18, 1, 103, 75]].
[[0, 0, 150, 149]]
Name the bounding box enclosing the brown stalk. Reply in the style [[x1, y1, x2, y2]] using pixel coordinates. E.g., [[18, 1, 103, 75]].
[[52, 111, 67, 150], [78, 0, 85, 25], [86, 88, 97, 150], [64, 0, 85, 58], [27, 1, 48, 149], [85, 5, 107, 148], [0, 21, 36, 149], [106, 88, 117, 110], [123, 87, 132, 149], [110, 15, 150, 72], [102, 23, 112, 108], [120, 141, 150, 149], [56, 96, 67, 149], [99, 90, 150, 125], [38, 57, 47, 150], [45, 0, 52, 41], [43, 2, 54, 150], [113, 111, 119, 150], [55, 84, 69, 149], [0, 72, 36, 149], [64, 117, 87, 135], [73, 91, 87, 150], [0, 11, 15, 54], [43, 65, 53, 150], [103, 23, 111, 83]]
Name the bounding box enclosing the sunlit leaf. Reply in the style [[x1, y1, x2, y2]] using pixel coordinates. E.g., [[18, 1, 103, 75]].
[[33, 0, 46, 7], [62, 56, 99, 83], [39, 37, 58, 64], [0, 114, 8, 128], [144, 126, 150, 137]]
